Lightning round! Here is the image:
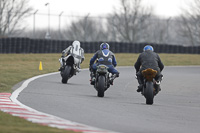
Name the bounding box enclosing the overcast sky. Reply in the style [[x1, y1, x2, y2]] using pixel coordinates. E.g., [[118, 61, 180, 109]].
[[26, 0, 192, 29], [29, 0, 191, 16]]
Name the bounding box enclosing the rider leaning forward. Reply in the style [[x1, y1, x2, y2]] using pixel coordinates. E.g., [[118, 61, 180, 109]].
[[89, 43, 119, 85], [59, 42, 163, 93], [134, 45, 164, 93], [59, 40, 85, 71]]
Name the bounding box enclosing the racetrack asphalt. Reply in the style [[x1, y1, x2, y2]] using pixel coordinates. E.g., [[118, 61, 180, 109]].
[[15, 66, 200, 133]]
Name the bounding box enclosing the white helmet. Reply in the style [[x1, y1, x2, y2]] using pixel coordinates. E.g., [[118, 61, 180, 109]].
[[72, 40, 80, 47]]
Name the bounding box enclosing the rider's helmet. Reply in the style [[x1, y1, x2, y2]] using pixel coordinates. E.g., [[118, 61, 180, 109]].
[[143, 45, 154, 52], [72, 40, 81, 47], [100, 43, 109, 50]]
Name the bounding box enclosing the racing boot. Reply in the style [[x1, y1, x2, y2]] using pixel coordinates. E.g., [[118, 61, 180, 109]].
[[58, 66, 64, 71], [90, 72, 95, 85], [58, 59, 65, 71], [136, 74, 144, 92], [76, 67, 81, 73], [109, 77, 114, 85], [76, 64, 81, 73], [90, 77, 95, 85], [137, 84, 143, 92], [109, 73, 119, 85]]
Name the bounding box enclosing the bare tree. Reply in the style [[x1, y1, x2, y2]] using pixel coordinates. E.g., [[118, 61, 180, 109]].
[[63, 15, 108, 42], [177, 0, 200, 46], [0, 0, 33, 37], [107, 0, 152, 43], [143, 16, 173, 44]]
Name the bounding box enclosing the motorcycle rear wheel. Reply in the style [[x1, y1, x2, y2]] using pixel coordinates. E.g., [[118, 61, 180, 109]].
[[144, 81, 154, 105], [62, 65, 71, 84], [97, 75, 105, 97]]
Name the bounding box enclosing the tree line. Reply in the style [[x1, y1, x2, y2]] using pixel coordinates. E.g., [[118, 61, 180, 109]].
[[1, 0, 200, 46]]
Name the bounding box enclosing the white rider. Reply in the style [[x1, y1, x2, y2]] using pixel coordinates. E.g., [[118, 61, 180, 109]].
[[59, 40, 85, 72]]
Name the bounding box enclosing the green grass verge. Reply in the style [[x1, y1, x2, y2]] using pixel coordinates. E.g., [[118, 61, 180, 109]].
[[0, 53, 200, 133], [0, 111, 79, 133]]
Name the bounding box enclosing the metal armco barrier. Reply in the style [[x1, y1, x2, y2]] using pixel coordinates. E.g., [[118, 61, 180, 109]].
[[0, 37, 199, 54]]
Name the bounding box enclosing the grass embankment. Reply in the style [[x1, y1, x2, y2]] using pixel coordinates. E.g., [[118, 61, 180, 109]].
[[0, 53, 200, 133]]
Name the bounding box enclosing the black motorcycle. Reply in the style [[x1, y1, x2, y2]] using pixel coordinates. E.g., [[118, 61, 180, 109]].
[[93, 65, 111, 97], [141, 68, 160, 105]]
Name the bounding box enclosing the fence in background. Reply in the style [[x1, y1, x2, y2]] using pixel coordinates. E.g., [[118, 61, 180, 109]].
[[0, 38, 200, 54]]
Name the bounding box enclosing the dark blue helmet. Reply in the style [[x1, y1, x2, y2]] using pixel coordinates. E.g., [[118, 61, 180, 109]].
[[100, 43, 109, 50], [143, 45, 154, 51]]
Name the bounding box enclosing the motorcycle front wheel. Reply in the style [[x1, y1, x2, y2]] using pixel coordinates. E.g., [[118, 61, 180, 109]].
[[62, 65, 71, 84], [97, 75, 105, 97]]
